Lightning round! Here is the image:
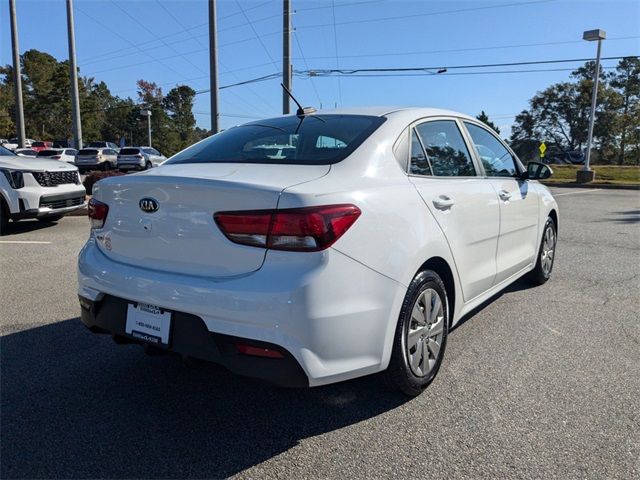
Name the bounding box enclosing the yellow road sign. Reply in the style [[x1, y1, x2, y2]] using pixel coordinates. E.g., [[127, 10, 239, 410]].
[[539, 142, 547, 157]]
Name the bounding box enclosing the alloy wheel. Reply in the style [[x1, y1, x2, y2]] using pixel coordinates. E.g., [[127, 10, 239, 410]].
[[406, 288, 445, 377], [541, 225, 556, 276]]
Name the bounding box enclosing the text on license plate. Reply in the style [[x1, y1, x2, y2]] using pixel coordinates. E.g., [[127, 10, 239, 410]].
[[125, 303, 171, 346]]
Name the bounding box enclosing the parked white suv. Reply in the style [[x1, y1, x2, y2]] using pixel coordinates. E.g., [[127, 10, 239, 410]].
[[75, 148, 118, 172], [78, 108, 558, 395], [0, 146, 86, 234]]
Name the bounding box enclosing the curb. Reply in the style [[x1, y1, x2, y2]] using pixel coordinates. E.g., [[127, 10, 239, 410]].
[[541, 182, 640, 190]]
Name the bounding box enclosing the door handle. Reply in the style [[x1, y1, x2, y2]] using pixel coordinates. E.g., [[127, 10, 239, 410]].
[[499, 190, 511, 202], [433, 195, 455, 210]]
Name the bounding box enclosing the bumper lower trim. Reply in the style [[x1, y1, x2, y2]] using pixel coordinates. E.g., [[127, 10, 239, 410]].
[[79, 294, 309, 388]]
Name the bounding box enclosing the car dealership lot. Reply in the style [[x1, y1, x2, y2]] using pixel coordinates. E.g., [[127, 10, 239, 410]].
[[1, 188, 638, 478]]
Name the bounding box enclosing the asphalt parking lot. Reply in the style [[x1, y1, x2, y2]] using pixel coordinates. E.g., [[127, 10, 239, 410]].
[[1, 187, 638, 479]]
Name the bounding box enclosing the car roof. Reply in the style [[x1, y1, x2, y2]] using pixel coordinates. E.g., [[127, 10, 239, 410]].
[[278, 106, 477, 121]]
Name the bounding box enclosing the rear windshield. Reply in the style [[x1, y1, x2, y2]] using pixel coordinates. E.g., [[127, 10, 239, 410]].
[[166, 114, 386, 165], [88, 142, 106, 147], [37, 149, 61, 157], [32, 141, 46, 147], [78, 149, 99, 155], [120, 148, 141, 155]]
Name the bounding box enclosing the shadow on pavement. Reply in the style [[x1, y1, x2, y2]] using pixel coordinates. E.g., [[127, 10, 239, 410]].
[[450, 276, 534, 333], [3, 219, 61, 235], [1, 318, 408, 479]]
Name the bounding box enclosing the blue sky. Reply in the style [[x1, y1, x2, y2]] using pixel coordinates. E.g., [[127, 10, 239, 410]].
[[1, 0, 639, 136]]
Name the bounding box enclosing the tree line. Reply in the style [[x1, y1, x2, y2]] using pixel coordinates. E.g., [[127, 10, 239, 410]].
[[1, 50, 638, 163], [0, 49, 207, 157], [509, 57, 639, 165]]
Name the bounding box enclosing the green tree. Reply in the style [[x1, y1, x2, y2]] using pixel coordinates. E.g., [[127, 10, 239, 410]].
[[163, 85, 196, 152], [608, 57, 640, 164], [509, 61, 612, 163], [476, 111, 500, 134]]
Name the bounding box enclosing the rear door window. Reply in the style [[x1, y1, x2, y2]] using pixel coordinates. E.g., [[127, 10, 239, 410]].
[[166, 115, 386, 165], [415, 120, 476, 177]]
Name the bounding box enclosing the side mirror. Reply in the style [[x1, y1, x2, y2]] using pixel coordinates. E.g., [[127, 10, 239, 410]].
[[526, 161, 553, 180]]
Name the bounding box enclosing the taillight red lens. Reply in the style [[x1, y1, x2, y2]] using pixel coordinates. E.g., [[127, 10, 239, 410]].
[[52, 155, 61, 159], [214, 204, 361, 252], [88, 198, 109, 229]]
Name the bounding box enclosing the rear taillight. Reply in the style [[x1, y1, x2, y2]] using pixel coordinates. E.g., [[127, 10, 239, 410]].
[[88, 198, 109, 229], [136, 154, 144, 158], [214, 204, 361, 252], [52, 155, 61, 160]]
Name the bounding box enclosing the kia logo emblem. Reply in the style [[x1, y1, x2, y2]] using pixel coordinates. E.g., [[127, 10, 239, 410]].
[[139, 198, 159, 213]]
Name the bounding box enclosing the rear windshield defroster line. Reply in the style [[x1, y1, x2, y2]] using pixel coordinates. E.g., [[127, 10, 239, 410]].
[[165, 114, 386, 166]]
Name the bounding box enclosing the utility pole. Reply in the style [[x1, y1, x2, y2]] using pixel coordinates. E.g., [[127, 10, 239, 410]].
[[66, 0, 83, 150], [282, 0, 292, 114], [8, 0, 26, 148], [578, 29, 606, 183], [208, 0, 219, 133]]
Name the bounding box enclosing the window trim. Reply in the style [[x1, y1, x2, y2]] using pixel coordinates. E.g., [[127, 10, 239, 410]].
[[405, 116, 482, 179], [409, 127, 434, 176], [461, 119, 525, 179]]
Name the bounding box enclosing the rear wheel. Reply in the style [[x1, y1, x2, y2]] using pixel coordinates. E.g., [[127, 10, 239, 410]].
[[527, 217, 557, 285], [145, 161, 152, 170], [384, 270, 449, 396]]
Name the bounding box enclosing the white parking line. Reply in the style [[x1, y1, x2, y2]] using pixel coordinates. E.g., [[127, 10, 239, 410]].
[[553, 189, 603, 196], [0, 240, 52, 244]]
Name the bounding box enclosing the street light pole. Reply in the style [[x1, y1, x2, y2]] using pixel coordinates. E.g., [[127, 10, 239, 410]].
[[141, 110, 152, 147], [578, 29, 606, 183], [66, 0, 83, 150], [8, 0, 26, 148]]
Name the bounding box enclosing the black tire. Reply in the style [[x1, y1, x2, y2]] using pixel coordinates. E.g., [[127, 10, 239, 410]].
[[38, 214, 64, 223], [145, 161, 152, 170], [384, 270, 449, 396], [0, 197, 9, 236], [527, 217, 557, 285]]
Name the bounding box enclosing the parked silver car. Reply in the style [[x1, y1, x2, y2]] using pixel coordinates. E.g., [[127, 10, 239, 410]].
[[117, 147, 166, 171], [75, 148, 118, 172]]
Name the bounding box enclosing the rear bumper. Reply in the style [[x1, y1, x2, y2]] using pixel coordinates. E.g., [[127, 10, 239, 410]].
[[80, 294, 308, 387], [77, 238, 406, 387]]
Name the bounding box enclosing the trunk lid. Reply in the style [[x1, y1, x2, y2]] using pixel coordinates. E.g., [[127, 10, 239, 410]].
[[93, 163, 329, 277]]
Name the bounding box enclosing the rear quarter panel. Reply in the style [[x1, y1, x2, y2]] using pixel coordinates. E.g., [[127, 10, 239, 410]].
[[278, 118, 463, 321]]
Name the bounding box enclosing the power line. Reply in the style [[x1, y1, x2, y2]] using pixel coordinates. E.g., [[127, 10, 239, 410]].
[[110, 1, 207, 77], [78, 0, 275, 65], [151, 0, 275, 117], [75, 5, 187, 79], [295, 0, 554, 29], [301, 66, 619, 79], [292, 35, 640, 61], [298, 56, 638, 76], [295, 0, 385, 13], [293, 30, 322, 105], [234, 0, 279, 70]]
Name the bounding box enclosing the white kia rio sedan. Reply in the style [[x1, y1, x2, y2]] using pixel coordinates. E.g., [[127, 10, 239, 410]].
[[78, 107, 558, 396]]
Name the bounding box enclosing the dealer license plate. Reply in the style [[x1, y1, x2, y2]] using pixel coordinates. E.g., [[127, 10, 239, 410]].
[[125, 303, 172, 346]]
